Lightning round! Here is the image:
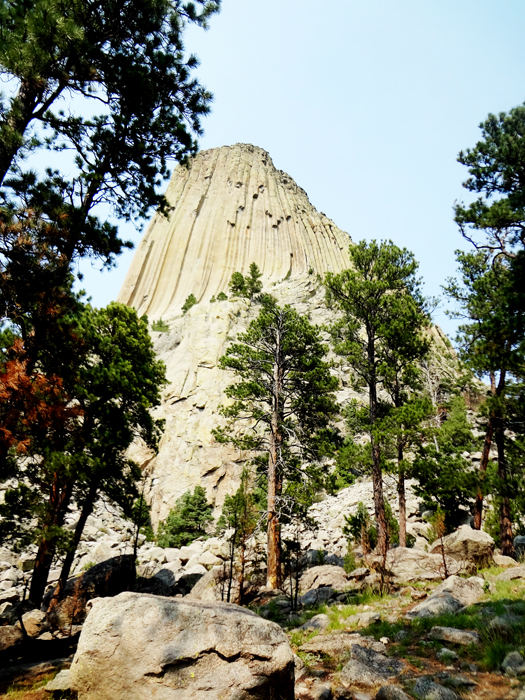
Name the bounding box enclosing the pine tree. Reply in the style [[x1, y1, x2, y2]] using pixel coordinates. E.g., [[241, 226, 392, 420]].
[[182, 294, 198, 314], [411, 396, 480, 531], [0, 0, 219, 464], [376, 396, 433, 546], [228, 263, 263, 301], [0, 302, 166, 606], [216, 469, 258, 603], [157, 485, 213, 549], [444, 252, 523, 553], [325, 240, 430, 555], [448, 105, 525, 553], [213, 295, 339, 589]]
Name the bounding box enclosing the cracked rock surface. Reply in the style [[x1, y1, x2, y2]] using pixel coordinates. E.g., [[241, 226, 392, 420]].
[[69, 591, 294, 700]]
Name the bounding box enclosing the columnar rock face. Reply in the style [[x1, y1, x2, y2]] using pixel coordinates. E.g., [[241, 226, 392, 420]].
[[117, 143, 352, 321], [119, 143, 455, 529]]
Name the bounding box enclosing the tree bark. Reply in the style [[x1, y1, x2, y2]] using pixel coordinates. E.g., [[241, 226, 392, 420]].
[[398, 449, 406, 548], [29, 474, 74, 606], [267, 428, 281, 589], [267, 328, 283, 590], [495, 419, 515, 557], [48, 479, 99, 610], [238, 535, 246, 606], [368, 337, 387, 555]]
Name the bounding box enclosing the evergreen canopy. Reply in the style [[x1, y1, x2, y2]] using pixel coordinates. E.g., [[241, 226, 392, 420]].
[[214, 294, 339, 588]]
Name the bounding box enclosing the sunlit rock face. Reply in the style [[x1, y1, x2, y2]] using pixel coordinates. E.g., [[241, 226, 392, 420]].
[[117, 143, 351, 321], [118, 144, 356, 526], [119, 144, 453, 529]]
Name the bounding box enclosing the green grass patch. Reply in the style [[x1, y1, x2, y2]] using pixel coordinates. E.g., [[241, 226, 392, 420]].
[[490, 578, 525, 601], [3, 671, 75, 699], [483, 639, 516, 671], [279, 602, 330, 630], [289, 627, 320, 648]]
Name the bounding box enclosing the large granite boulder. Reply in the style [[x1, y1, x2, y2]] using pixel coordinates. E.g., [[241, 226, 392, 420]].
[[0, 624, 23, 652], [495, 566, 525, 582], [368, 547, 454, 584], [69, 591, 294, 699], [514, 535, 525, 559], [300, 632, 386, 656], [185, 565, 238, 603], [405, 593, 465, 620], [340, 644, 406, 688], [46, 554, 135, 629], [431, 575, 485, 607], [145, 563, 207, 597], [429, 626, 481, 646], [430, 526, 494, 567], [405, 576, 484, 620], [413, 677, 458, 699], [299, 565, 349, 593]]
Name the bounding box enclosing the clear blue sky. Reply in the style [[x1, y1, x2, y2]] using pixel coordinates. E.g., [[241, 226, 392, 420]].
[[79, 0, 525, 338]]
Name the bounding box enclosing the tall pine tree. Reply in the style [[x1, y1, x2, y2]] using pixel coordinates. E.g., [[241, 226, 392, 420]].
[[325, 240, 430, 555], [213, 295, 339, 589]]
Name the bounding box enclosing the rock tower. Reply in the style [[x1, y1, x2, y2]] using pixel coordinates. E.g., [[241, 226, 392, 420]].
[[119, 144, 454, 528], [117, 143, 351, 320], [118, 144, 358, 525]]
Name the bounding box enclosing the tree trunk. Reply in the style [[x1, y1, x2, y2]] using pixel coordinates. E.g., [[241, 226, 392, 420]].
[[398, 448, 406, 548], [226, 527, 237, 603], [238, 536, 246, 606], [371, 439, 387, 555], [368, 347, 387, 555], [267, 427, 281, 589], [267, 332, 283, 590], [495, 420, 515, 557], [29, 475, 74, 607], [48, 480, 99, 611], [0, 79, 44, 186], [473, 372, 498, 530]]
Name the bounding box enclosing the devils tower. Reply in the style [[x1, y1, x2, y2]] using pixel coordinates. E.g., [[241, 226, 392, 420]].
[[118, 144, 361, 525], [117, 144, 352, 319]]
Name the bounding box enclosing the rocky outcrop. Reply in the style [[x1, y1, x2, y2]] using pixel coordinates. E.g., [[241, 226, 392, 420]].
[[117, 144, 352, 321], [299, 633, 386, 655], [115, 142, 455, 527], [69, 591, 294, 699], [429, 626, 481, 646], [299, 565, 349, 593], [406, 575, 485, 620], [368, 547, 460, 584], [46, 554, 135, 629], [0, 625, 22, 652], [340, 644, 406, 688], [431, 575, 485, 607], [430, 525, 495, 568]]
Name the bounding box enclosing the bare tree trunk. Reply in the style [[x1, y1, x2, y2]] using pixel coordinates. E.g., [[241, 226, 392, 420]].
[[238, 536, 246, 606], [495, 420, 515, 557], [133, 483, 145, 559], [29, 475, 74, 607], [368, 345, 387, 555], [372, 440, 387, 555], [267, 428, 281, 589], [226, 526, 237, 603], [267, 329, 283, 590], [398, 453, 406, 548], [48, 479, 101, 610]]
